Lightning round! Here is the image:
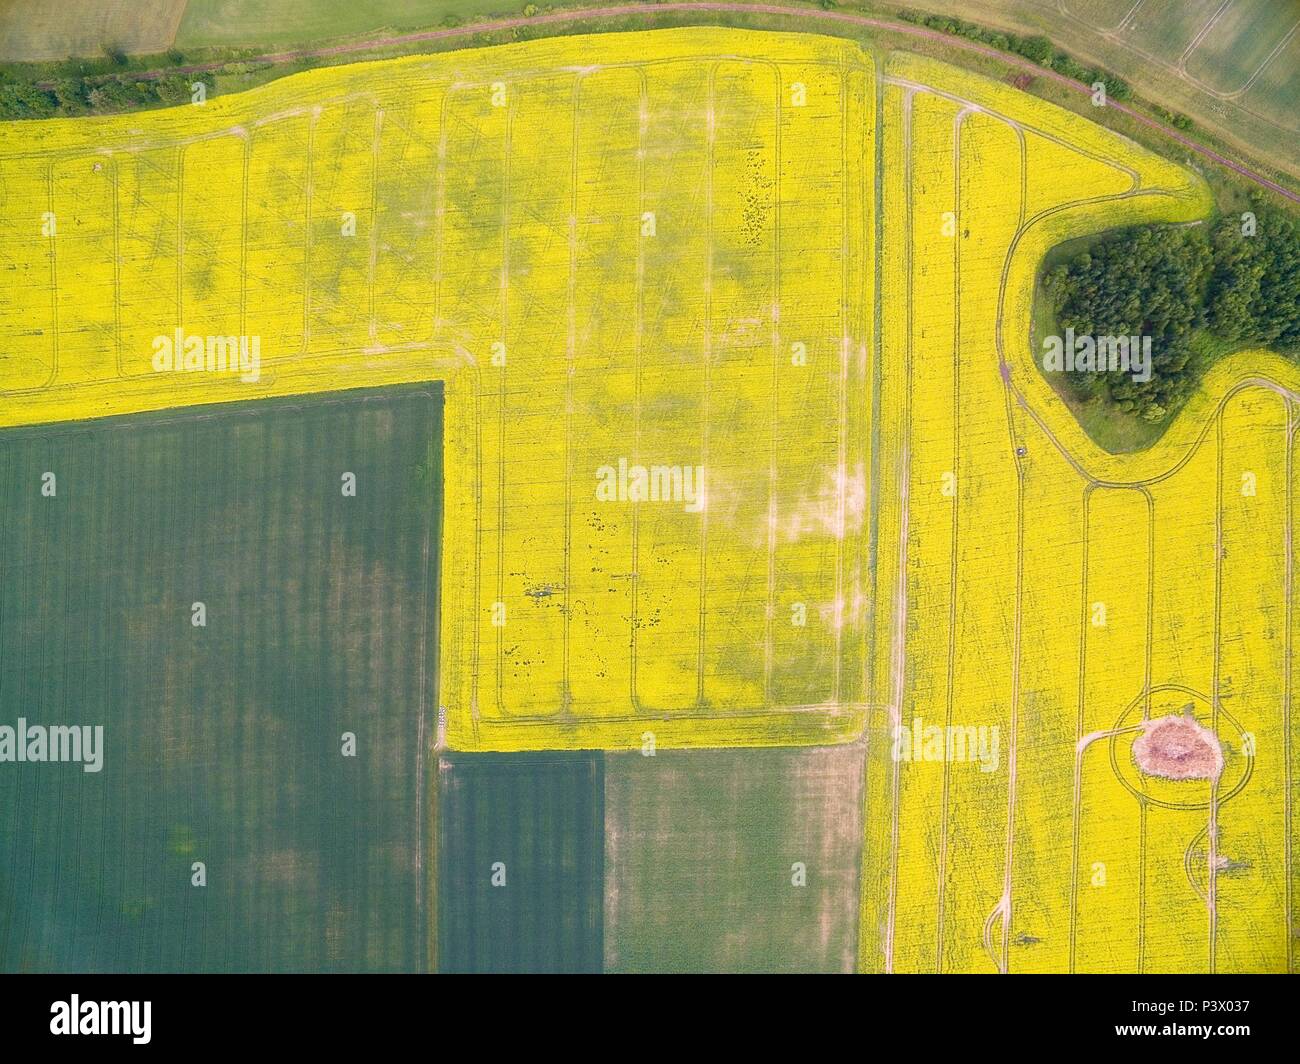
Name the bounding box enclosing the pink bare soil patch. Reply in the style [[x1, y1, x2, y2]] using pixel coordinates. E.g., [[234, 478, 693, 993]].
[[1131, 713, 1224, 781]]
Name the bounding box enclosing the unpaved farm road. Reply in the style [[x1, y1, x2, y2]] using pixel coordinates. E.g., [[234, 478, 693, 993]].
[[108, 2, 1297, 204]]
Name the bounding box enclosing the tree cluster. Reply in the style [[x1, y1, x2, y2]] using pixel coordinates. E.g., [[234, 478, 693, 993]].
[[1043, 208, 1300, 421]]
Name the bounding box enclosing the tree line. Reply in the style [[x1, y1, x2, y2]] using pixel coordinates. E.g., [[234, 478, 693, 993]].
[[0, 44, 226, 120]]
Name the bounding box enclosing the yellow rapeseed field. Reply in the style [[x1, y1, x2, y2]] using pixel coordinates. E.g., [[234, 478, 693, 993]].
[[863, 52, 1293, 975], [0, 29, 1292, 973]]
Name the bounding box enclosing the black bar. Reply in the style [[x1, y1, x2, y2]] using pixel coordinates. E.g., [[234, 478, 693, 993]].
[[0, 972, 1288, 1051]]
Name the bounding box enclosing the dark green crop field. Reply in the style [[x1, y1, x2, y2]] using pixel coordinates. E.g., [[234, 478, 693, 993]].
[[0, 384, 442, 972], [437, 751, 604, 973]]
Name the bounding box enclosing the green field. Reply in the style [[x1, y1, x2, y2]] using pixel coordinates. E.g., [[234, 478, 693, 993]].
[[0, 385, 443, 972], [1182, 0, 1299, 96], [1247, 28, 1300, 122], [1060, 0, 1132, 31], [437, 752, 605, 973], [603, 745, 865, 973], [1122, 0, 1223, 56], [0, 0, 187, 61], [971, 0, 1300, 151], [436, 745, 866, 973], [175, 0, 516, 48], [0, 0, 515, 59]]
